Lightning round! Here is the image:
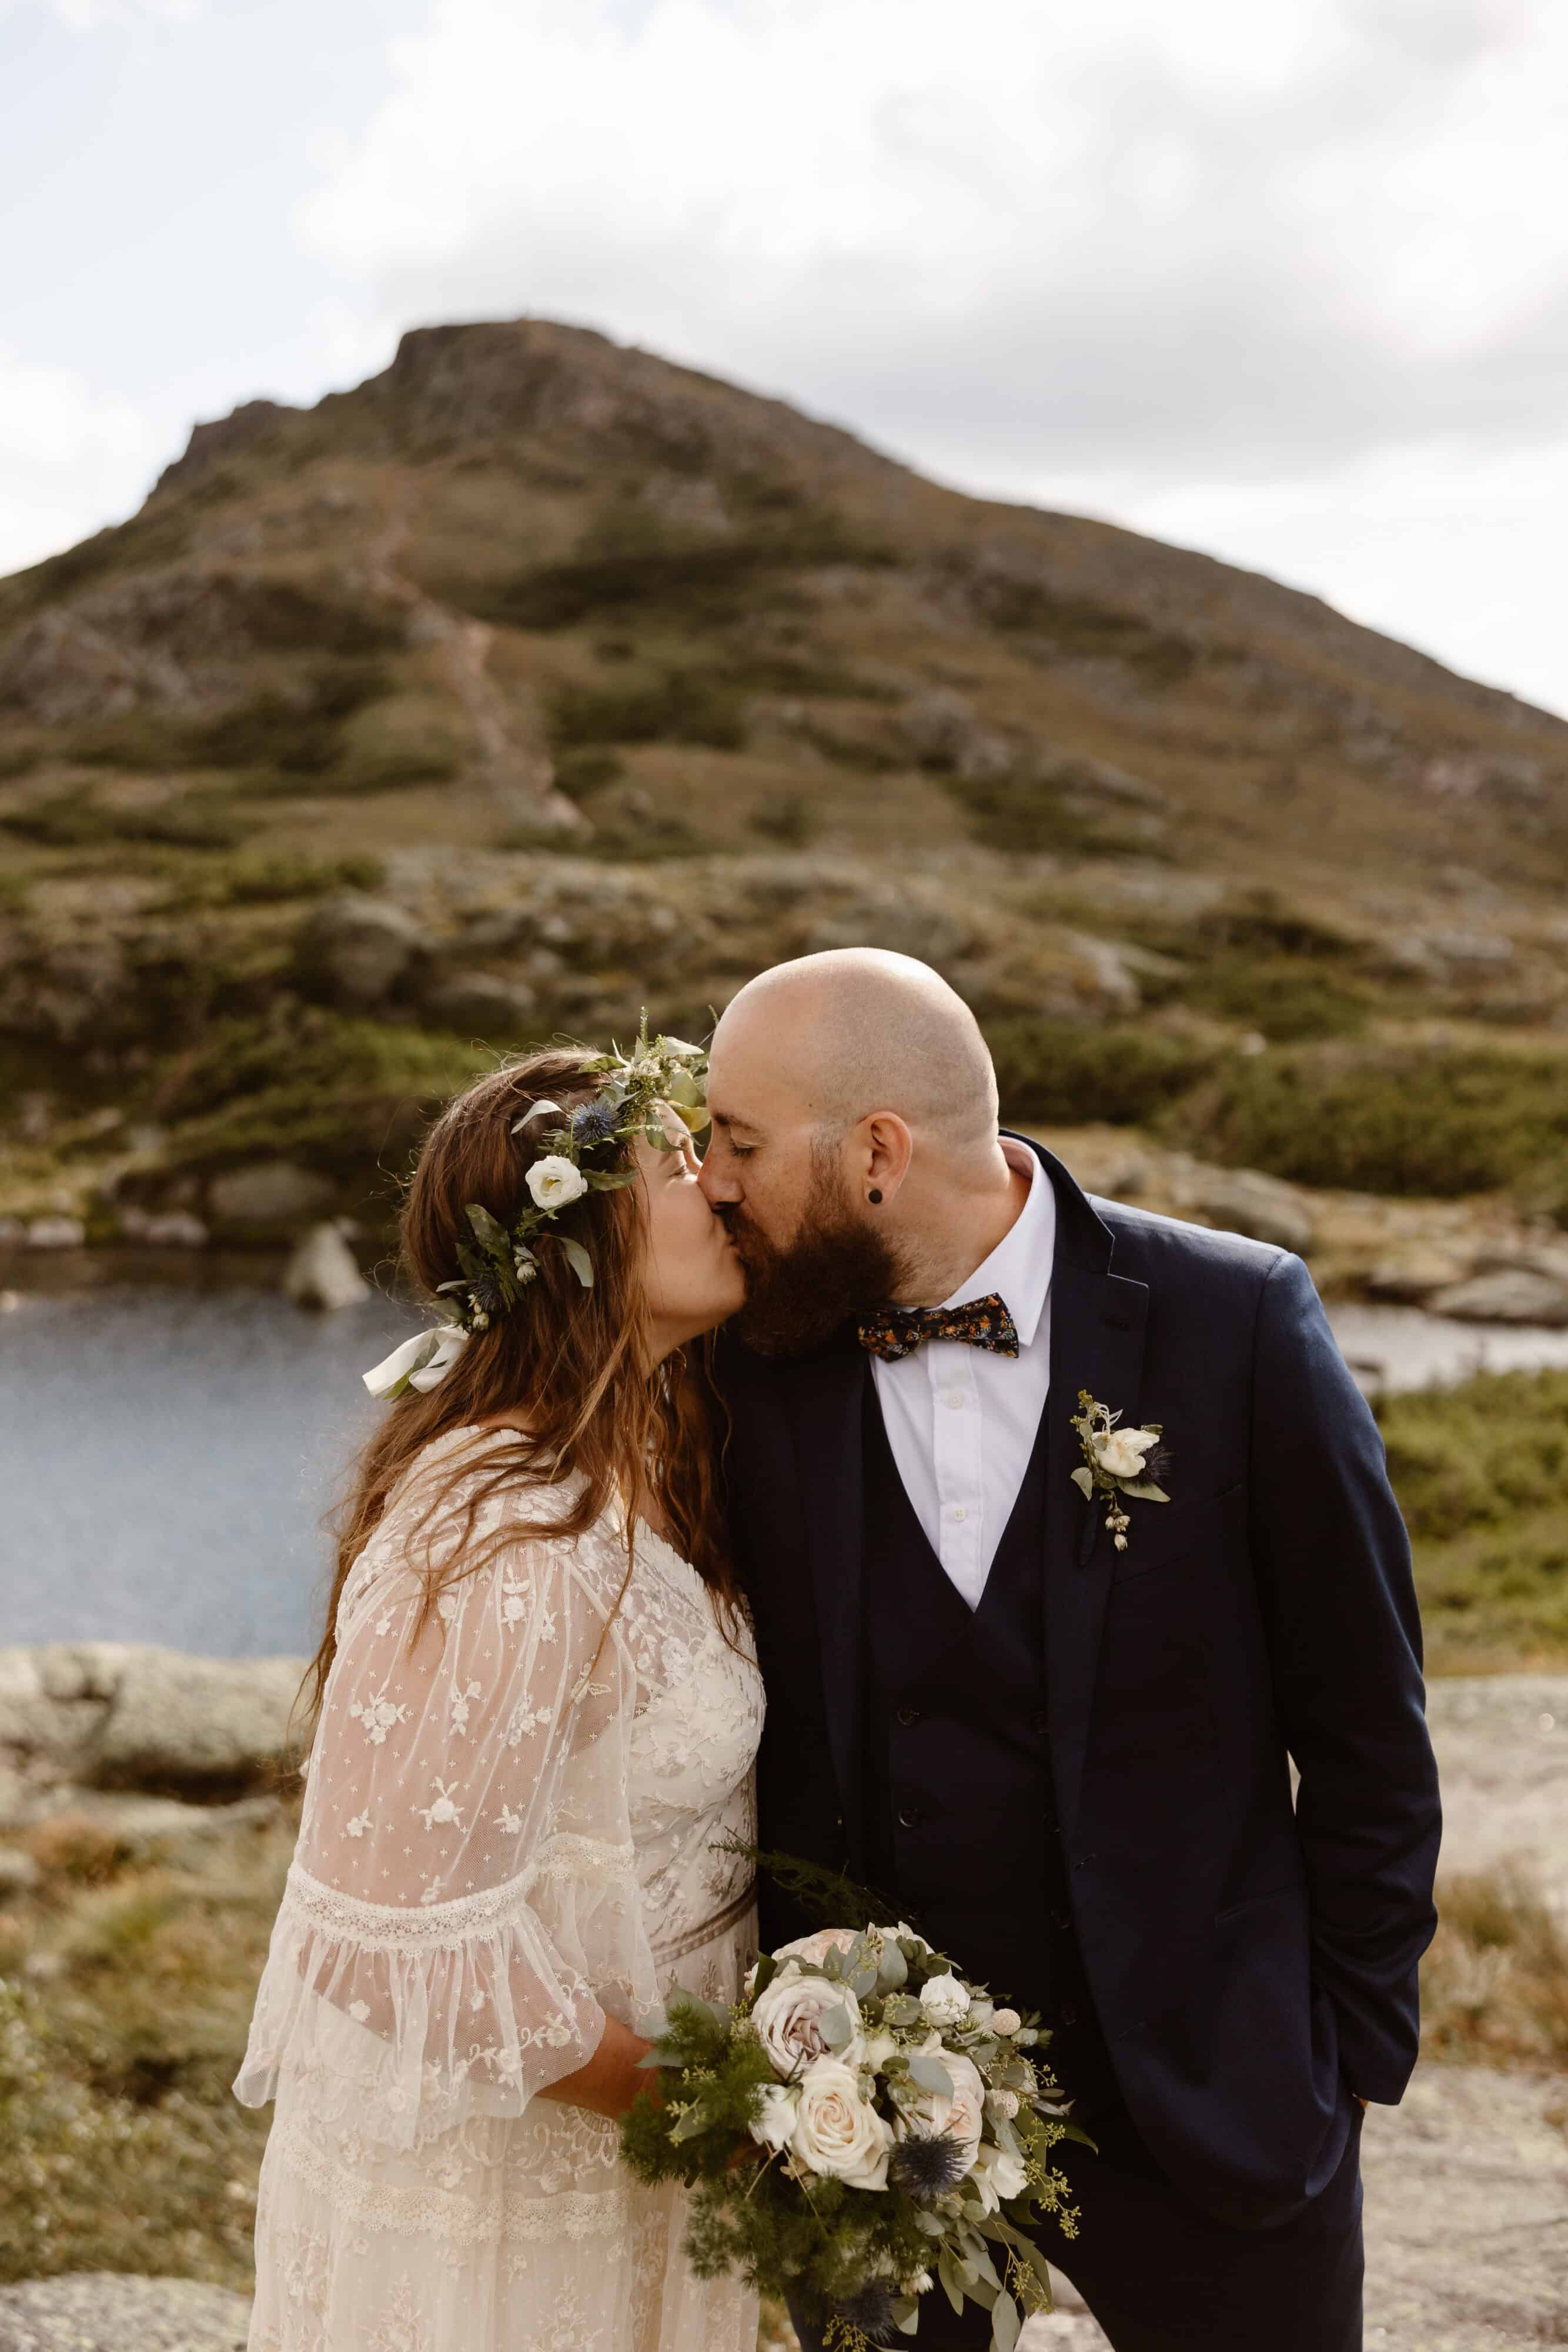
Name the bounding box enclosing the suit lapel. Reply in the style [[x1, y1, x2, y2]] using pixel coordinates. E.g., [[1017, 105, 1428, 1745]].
[[1032, 1144, 1149, 1846], [784, 1335, 871, 1865]]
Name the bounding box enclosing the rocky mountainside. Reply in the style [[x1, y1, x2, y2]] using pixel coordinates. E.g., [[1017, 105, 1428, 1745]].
[[2, 318, 1568, 1251]]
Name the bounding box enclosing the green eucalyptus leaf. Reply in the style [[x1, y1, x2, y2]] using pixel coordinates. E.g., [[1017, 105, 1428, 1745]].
[[1119, 1479, 1170, 1502], [465, 1203, 510, 1257], [877, 1940, 908, 1992], [554, 1235, 594, 1289], [937, 2249, 966, 2318], [1069, 1465, 1095, 1499], [644, 1119, 677, 1151], [455, 1241, 489, 1289], [583, 1168, 636, 1191], [750, 1952, 777, 1999], [908, 2054, 954, 2098], [511, 1101, 566, 1131], [990, 2290, 1021, 2352], [818, 2003, 854, 2051]]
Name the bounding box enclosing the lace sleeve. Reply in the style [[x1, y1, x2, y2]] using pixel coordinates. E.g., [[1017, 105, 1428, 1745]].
[[235, 1467, 641, 2151]]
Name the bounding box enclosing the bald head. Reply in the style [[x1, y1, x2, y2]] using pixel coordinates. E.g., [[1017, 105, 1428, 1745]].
[[712, 949, 998, 1156]]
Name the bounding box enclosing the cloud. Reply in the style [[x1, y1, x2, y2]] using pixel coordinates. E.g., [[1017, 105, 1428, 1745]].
[[0, 350, 167, 579], [298, 0, 1568, 490]]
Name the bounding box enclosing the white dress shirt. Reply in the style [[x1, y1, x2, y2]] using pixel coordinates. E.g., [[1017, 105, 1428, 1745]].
[[869, 1140, 1055, 1609]]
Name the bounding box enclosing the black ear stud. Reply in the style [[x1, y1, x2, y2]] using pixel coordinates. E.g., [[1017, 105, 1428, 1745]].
[[868, 1188, 883, 1205]]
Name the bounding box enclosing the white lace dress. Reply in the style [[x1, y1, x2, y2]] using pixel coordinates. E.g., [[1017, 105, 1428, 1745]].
[[235, 1428, 764, 2352]]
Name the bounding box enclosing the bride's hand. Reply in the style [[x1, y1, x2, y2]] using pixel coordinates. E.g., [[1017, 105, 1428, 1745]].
[[537, 2016, 656, 2120]]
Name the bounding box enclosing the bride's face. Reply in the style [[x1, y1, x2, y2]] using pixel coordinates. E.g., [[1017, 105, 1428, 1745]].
[[634, 1103, 745, 1358]]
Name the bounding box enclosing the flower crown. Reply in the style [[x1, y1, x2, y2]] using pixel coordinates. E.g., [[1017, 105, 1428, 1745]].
[[363, 1020, 708, 1402]]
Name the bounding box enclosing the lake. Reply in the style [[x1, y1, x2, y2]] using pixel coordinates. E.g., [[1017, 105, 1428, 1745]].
[[5, 1284, 1568, 1658]]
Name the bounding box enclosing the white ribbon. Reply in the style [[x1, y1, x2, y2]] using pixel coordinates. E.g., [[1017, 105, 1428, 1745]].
[[362, 1325, 469, 1401]]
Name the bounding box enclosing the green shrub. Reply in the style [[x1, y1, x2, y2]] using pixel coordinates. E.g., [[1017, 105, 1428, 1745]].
[[1, 790, 249, 851], [548, 670, 746, 751], [1161, 1041, 1568, 1202], [155, 852, 386, 911], [469, 517, 888, 632], [553, 749, 625, 799], [1421, 1866, 1568, 2064], [1179, 956, 1370, 1041], [987, 1017, 1222, 1124], [192, 661, 395, 774], [1376, 1369, 1568, 1671], [748, 790, 816, 844]]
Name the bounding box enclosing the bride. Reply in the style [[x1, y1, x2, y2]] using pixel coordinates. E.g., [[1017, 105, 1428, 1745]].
[[235, 1035, 763, 2351]]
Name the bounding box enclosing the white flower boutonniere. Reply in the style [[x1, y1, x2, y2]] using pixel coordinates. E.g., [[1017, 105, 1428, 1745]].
[[1069, 1389, 1171, 1552]]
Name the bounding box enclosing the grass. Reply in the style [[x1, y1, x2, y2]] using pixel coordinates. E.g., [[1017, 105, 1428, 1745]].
[[0, 1813, 295, 2290], [987, 1017, 1224, 1124], [1421, 1867, 1568, 2067], [1161, 1038, 1568, 1212], [1376, 1369, 1568, 1672]]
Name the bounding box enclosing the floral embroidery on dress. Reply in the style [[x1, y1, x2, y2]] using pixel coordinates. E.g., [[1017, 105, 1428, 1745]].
[[414, 1780, 465, 1831], [348, 1688, 409, 1746], [346, 1811, 372, 1839], [447, 1681, 482, 1736]]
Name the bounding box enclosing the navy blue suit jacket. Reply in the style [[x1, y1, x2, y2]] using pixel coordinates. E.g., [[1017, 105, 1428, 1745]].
[[717, 1138, 1442, 2225]]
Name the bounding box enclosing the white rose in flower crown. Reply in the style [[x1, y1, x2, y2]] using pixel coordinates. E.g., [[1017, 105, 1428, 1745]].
[[1092, 1425, 1159, 1481], [526, 1155, 588, 1211], [971, 2140, 1029, 2213], [748, 2080, 801, 2153], [752, 1971, 864, 2075], [791, 2057, 892, 2189], [918, 1972, 970, 2028]]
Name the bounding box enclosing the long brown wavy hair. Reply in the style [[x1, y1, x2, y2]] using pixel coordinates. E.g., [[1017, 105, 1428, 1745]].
[[299, 1048, 737, 1730]]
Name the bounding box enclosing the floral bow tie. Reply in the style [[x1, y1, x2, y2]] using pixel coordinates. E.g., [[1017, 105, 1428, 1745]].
[[857, 1294, 1020, 1364]]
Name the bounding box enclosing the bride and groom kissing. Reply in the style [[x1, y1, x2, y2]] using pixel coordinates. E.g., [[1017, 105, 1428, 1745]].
[[236, 947, 1442, 2352]]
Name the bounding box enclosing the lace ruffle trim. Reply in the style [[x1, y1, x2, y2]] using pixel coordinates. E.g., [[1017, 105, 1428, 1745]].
[[283, 1835, 637, 1953]]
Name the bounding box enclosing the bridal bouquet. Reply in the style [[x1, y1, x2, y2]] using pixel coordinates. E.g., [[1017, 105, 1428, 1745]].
[[621, 1921, 1080, 2350]]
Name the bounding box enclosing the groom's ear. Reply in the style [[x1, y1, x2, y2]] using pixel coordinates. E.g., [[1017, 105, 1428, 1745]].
[[857, 1112, 913, 1207]]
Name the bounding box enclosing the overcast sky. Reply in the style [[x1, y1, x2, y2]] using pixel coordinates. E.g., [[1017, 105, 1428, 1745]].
[[4, 0, 1567, 716]]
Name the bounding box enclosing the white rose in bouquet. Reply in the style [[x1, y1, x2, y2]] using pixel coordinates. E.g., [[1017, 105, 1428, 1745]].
[[791, 2058, 892, 2189], [892, 2050, 986, 2178], [752, 1971, 865, 2074], [771, 1927, 861, 1967], [749, 2081, 801, 2153], [918, 1972, 971, 2027], [971, 2139, 1029, 2213]]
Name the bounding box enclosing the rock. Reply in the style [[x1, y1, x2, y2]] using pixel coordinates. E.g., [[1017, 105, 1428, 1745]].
[[1185, 1169, 1316, 1255], [0, 1643, 307, 1795], [206, 1161, 336, 1227], [294, 891, 426, 1007], [0, 607, 191, 724], [1469, 1241, 1568, 1285], [898, 689, 1015, 780], [25, 1216, 85, 1250], [24, 1789, 285, 1857], [0, 1217, 24, 1247], [1427, 1269, 1568, 1327], [117, 1207, 209, 1248], [1366, 1248, 1475, 1303], [0, 2273, 251, 2352], [1044, 751, 1171, 812], [283, 1222, 370, 1312], [0, 1845, 41, 1899], [419, 970, 539, 1038]]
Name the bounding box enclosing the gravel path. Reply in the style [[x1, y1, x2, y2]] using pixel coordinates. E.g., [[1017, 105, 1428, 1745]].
[[0, 2276, 249, 2352]]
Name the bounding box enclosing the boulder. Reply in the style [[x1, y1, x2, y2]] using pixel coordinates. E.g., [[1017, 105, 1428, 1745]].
[[419, 969, 538, 1038], [207, 1161, 335, 1227], [294, 891, 426, 1008], [0, 1217, 25, 1247], [25, 1216, 86, 1250], [1366, 1248, 1475, 1303], [0, 2274, 251, 2352], [0, 1643, 307, 1796], [20, 1789, 285, 1857], [283, 1222, 370, 1311], [1427, 1270, 1568, 1327], [117, 1206, 209, 1248], [1185, 1168, 1316, 1255]]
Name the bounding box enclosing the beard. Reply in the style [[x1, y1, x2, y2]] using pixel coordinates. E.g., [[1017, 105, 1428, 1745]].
[[723, 1151, 912, 1359]]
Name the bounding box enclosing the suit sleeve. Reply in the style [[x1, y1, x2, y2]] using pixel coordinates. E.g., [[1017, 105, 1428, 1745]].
[[1248, 1252, 1442, 2105]]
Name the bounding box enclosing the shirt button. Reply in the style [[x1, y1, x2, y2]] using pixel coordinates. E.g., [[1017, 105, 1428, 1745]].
[[949, 1505, 968, 1523], [944, 1388, 967, 1410], [895, 1704, 921, 1728], [897, 1805, 923, 1830]]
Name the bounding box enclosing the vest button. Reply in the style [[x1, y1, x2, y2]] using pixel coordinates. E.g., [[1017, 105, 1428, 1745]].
[[897, 1805, 922, 1829], [1051, 1906, 1071, 1931], [1031, 1711, 1050, 1736], [1060, 2003, 1079, 2027], [895, 1704, 921, 1728]]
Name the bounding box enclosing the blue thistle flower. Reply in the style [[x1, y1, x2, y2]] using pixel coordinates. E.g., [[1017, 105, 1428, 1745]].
[[830, 2283, 899, 2345], [887, 2133, 969, 2202], [570, 1098, 622, 1148]]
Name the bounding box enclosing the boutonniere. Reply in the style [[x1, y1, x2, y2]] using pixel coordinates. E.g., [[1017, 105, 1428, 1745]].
[[1069, 1390, 1171, 1553]]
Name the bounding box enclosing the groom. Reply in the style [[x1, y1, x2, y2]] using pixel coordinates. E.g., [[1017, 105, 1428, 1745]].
[[703, 948, 1441, 2352]]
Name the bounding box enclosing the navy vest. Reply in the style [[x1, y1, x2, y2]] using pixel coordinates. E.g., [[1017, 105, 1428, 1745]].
[[858, 1379, 1119, 2119]]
